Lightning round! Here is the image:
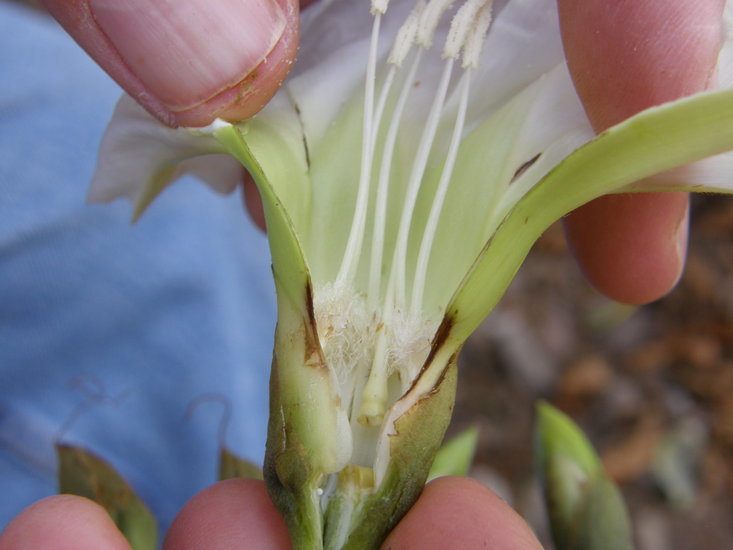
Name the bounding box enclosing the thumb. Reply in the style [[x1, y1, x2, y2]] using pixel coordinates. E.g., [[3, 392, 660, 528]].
[[42, 0, 299, 127]]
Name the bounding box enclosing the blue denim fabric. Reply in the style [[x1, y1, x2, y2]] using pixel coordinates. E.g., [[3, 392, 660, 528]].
[[0, 1, 276, 531]]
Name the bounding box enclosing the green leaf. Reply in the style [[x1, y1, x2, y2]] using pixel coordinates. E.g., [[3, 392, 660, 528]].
[[534, 403, 634, 550], [573, 475, 635, 550], [427, 426, 479, 481], [535, 402, 601, 477], [218, 447, 264, 481], [56, 443, 158, 550]]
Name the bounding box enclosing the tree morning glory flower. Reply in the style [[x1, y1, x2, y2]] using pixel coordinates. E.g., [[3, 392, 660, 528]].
[[88, 0, 733, 547]]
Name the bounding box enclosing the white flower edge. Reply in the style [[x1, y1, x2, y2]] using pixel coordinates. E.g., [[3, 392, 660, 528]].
[[88, 94, 242, 220]]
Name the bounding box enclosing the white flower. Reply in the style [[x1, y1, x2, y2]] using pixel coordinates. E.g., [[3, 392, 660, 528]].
[[89, 0, 733, 547]]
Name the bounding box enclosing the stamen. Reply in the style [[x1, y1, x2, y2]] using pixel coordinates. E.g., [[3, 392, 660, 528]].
[[372, 67, 397, 155], [391, 57, 455, 307], [388, 0, 425, 67], [368, 49, 424, 302], [335, 13, 382, 287], [329, 0, 496, 431], [410, 70, 471, 314], [416, 0, 455, 48], [371, 0, 390, 15], [443, 0, 487, 60], [462, 0, 493, 69]]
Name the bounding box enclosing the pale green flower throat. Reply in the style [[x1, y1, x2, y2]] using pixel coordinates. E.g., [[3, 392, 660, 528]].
[[315, 0, 493, 432]]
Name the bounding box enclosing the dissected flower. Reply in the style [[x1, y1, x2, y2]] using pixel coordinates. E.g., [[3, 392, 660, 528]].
[[89, 0, 733, 547]]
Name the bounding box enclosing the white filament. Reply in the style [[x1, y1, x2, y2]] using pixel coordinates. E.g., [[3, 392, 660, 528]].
[[410, 70, 471, 314], [336, 13, 382, 287], [368, 49, 424, 302], [391, 57, 455, 307]]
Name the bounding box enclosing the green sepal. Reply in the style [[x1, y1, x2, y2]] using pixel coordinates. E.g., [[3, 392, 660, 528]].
[[264, 356, 327, 549], [447, 89, 733, 354], [535, 403, 634, 550], [56, 443, 158, 550], [216, 115, 355, 550], [428, 425, 479, 481], [214, 123, 310, 318], [217, 123, 350, 472], [219, 447, 264, 481]]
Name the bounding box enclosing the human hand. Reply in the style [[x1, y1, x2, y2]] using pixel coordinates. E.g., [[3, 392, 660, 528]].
[[40, 0, 308, 227], [0, 477, 542, 549], [558, 0, 724, 304]]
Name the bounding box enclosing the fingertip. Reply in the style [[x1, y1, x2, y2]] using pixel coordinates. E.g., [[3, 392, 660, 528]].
[[43, 0, 300, 127], [557, 0, 723, 132], [164, 479, 291, 550], [382, 477, 542, 550], [564, 193, 689, 305], [0, 495, 131, 550]]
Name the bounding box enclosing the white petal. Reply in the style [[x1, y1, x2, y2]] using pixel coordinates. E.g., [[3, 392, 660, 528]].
[[636, 152, 733, 194], [176, 154, 242, 195], [463, 0, 568, 123], [88, 95, 239, 216], [288, 0, 413, 149], [719, 0, 733, 89]]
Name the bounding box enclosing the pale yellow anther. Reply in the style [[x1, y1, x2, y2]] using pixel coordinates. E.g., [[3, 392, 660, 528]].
[[462, 0, 493, 69], [388, 0, 425, 66], [444, 0, 487, 60], [371, 0, 390, 15], [416, 0, 455, 48]]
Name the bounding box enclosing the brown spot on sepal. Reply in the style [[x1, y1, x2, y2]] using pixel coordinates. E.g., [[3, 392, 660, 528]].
[[303, 280, 327, 370], [511, 152, 541, 183], [404, 314, 457, 396]]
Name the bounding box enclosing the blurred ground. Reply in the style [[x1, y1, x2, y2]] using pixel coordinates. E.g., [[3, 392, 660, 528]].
[[454, 194, 733, 549]]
